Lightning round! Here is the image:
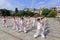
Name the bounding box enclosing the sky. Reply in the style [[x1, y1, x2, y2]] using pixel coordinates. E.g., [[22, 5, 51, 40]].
[[0, 0, 59, 10]]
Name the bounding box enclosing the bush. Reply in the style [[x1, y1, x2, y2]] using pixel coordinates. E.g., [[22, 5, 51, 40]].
[[41, 8, 50, 17], [0, 9, 12, 16], [47, 11, 57, 17], [34, 13, 40, 17], [26, 10, 34, 17]]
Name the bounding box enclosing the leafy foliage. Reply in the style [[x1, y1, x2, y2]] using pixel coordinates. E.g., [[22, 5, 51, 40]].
[[0, 9, 12, 16], [41, 8, 50, 17], [47, 11, 57, 17]]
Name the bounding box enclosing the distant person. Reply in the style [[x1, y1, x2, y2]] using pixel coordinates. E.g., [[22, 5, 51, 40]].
[[12, 16, 18, 30], [30, 16, 36, 27], [2, 16, 7, 28], [18, 17, 27, 33], [26, 16, 31, 28], [33, 18, 45, 38], [41, 16, 47, 30]]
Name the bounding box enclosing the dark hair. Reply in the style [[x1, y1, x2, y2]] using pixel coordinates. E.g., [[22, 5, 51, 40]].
[[21, 17, 24, 20], [4, 16, 6, 18], [37, 18, 40, 21]]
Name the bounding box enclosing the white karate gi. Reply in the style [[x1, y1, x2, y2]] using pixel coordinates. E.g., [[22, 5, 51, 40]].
[[31, 17, 35, 27], [2, 18, 7, 28], [34, 21, 45, 38], [26, 18, 31, 28], [12, 18, 18, 30], [19, 19, 27, 33], [16, 18, 21, 31]]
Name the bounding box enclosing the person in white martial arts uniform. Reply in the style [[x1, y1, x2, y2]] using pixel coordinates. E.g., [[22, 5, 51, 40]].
[[18, 17, 27, 33], [30, 17, 36, 28], [12, 16, 18, 30], [2, 16, 7, 28], [33, 18, 45, 38], [44, 17, 47, 28], [29, 16, 37, 31], [23, 17, 27, 33], [41, 17, 47, 31], [16, 16, 21, 31], [40, 17, 45, 38], [26, 16, 31, 28]]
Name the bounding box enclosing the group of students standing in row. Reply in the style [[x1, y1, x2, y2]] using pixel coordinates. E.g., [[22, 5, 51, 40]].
[[2, 16, 47, 38]]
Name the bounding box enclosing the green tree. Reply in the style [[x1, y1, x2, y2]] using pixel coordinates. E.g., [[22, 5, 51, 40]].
[[41, 8, 50, 17], [15, 8, 19, 13], [19, 10, 26, 16], [13, 8, 19, 16], [33, 8, 36, 12], [47, 11, 57, 17], [26, 9, 34, 17], [34, 13, 40, 17], [0, 9, 12, 16]]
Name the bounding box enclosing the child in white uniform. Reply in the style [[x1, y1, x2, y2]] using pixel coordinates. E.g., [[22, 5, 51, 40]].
[[40, 17, 45, 38], [44, 17, 47, 28], [2, 16, 7, 28], [26, 17, 31, 28], [24, 17, 27, 32], [16, 17, 21, 31], [12, 17, 18, 30], [18, 17, 27, 33], [34, 18, 41, 38], [34, 18, 45, 38], [31, 17, 35, 27], [41, 17, 47, 31]]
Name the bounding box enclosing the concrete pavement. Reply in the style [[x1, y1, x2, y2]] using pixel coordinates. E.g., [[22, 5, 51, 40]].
[[0, 18, 60, 40]]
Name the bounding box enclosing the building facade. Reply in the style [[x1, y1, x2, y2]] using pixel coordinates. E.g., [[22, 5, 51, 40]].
[[56, 6, 60, 16], [51, 7, 60, 16]]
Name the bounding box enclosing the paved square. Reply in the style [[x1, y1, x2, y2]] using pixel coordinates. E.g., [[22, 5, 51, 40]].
[[0, 18, 60, 40]]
